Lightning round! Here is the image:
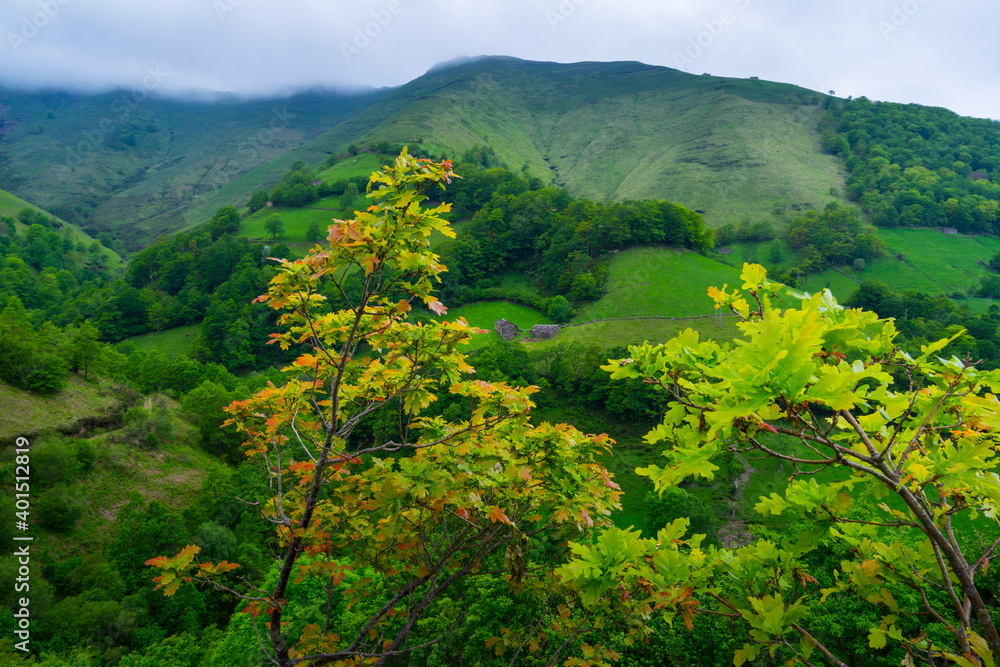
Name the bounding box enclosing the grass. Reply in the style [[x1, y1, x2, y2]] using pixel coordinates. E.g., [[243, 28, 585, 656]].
[[0, 375, 128, 442], [722, 228, 1000, 305], [10, 398, 216, 557], [438, 301, 552, 350], [873, 229, 1000, 295], [239, 193, 370, 244], [530, 316, 743, 352], [794, 230, 1000, 303], [447, 301, 552, 330], [800, 268, 863, 302], [127, 322, 202, 357], [316, 153, 384, 182], [351, 58, 845, 232], [575, 247, 742, 321]]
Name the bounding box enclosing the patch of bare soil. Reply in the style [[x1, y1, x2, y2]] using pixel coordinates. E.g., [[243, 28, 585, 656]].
[[717, 456, 756, 549]]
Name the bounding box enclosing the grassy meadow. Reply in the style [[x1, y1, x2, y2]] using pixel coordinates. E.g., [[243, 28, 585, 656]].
[[720, 228, 1000, 304], [440, 301, 553, 350], [315, 153, 384, 182], [354, 59, 847, 232], [0, 375, 127, 442], [575, 247, 742, 321], [127, 322, 202, 358], [531, 316, 743, 352]]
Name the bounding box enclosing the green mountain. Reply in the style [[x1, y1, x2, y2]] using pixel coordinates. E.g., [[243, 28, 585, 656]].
[[1, 57, 846, 249], [0, 185, 122, 270], [0, 88, 386, 248], [339, 58, 847, 226]]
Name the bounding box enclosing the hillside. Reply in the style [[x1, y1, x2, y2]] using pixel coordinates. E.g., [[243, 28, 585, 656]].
[[0, 186, 122, 271], [0, 58, 847, 249], [0, 375, 132, 443], [0, 88, 386, 249], [346, 58, 847, 230]]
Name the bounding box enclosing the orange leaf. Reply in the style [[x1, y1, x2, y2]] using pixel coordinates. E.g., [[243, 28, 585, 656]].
[[486, 506, 509, 524]]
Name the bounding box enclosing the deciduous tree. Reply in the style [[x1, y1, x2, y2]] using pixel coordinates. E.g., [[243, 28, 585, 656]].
[[263, 213, 285, 241], [561, 264, 1000, 665], [147, 151, 622, 666]]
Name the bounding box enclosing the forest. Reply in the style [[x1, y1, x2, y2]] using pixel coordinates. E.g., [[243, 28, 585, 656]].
[[4, 132, 1000, 666], [821, 96, 1000, 232]]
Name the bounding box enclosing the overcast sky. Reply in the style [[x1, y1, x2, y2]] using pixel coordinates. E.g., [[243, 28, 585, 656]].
[[1, 0, 997, 119]]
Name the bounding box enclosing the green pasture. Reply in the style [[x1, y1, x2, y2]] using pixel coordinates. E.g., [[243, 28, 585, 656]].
[[127, 322, 201, 358], [576, 247, 742, 322], [316, 153, 384, 182], [800, 269, 862, 302], [528, 316, 743, 352], [440, 301, 552, 350], [242, 205, 349, 244]]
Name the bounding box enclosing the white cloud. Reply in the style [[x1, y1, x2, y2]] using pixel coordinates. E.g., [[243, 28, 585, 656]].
[[0, 0, 996, 118]]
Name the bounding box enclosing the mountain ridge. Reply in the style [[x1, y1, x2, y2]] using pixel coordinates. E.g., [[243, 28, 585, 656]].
[[1, 56, 849, 248]]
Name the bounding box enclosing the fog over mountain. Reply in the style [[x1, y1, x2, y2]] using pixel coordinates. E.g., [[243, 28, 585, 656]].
[[0, 0, 997, 118]]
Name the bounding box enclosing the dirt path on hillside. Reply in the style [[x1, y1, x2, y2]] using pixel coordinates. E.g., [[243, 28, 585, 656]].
[[717, 456, 756, 549]]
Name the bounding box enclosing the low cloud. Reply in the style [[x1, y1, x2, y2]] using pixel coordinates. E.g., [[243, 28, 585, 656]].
[[0, 0, 995, 118]]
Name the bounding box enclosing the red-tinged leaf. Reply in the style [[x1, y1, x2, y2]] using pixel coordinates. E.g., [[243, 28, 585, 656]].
[[174, 544, 201, 568], [457, 507, 470, 520], [761, 422, 778, 434], [487, 506, 509, 524], [289, 461, 316, 474], [519, 468, 532, 481], [485, 637, 499, 649], [429, 300, 448, 315]]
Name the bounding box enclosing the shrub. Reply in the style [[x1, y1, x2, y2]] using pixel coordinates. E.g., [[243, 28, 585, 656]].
[[642, 487, 717, 542], [37, 485, 85, 532], [22, 351, 68, 393], [547, 295, 571, 323], [31, 436, 84, 489], [75, 440, 97, 472], [195, 522, 238, 562]]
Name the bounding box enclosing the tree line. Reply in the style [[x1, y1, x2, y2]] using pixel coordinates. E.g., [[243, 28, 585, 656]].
[[436, 160, 714, 307], [821, 96, 1000, 233]]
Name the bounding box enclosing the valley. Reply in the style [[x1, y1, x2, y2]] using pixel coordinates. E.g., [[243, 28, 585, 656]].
[[5, 55, 1000, 666]]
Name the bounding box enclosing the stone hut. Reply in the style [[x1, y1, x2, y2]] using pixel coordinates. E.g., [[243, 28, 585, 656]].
[[494, 319, 519, 341], [265, 201, 274, 208], [717, 248, 732, 255], [531, 324, 561, 339], [312, 180, 323, 186], [942, 227, 958, 235]]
